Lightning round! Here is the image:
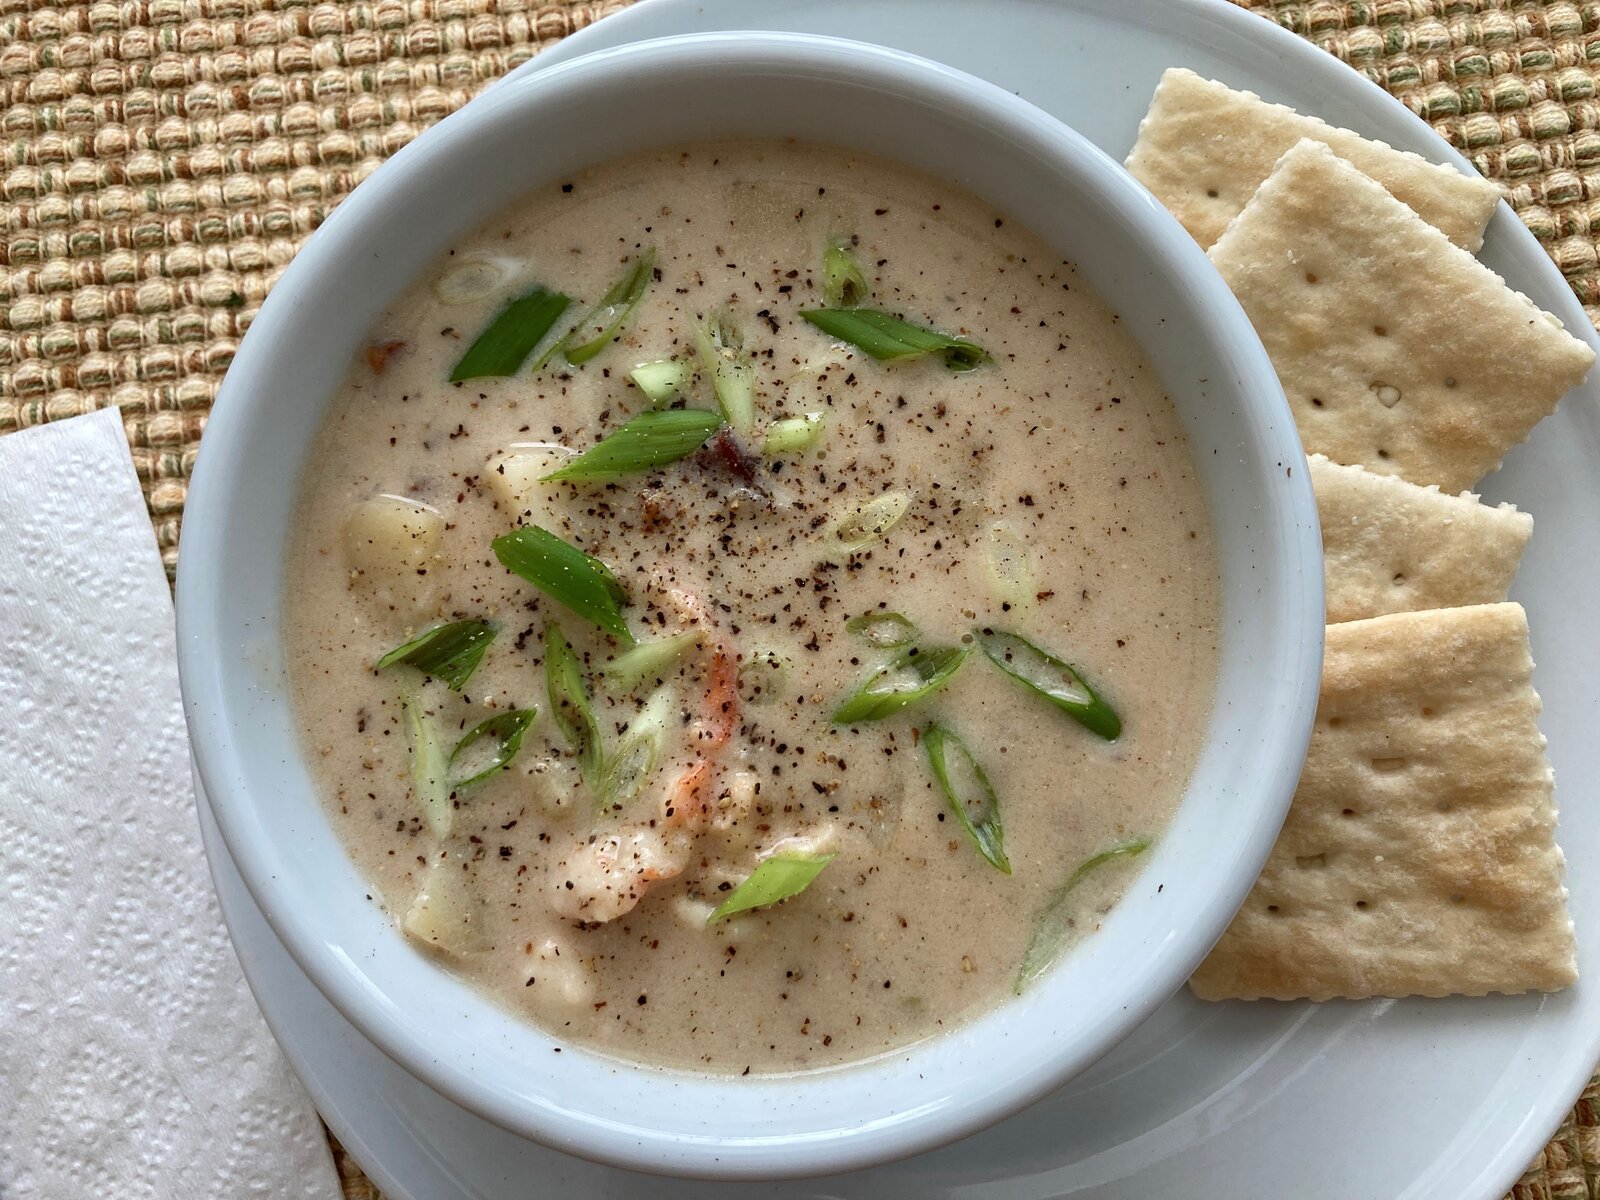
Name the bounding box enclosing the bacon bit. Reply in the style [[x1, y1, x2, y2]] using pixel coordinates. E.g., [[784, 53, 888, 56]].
[[694, 427, 760, 485], [365, 339, 408, 374]]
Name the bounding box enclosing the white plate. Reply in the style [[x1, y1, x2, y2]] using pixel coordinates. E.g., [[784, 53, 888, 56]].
[[213, 2, 1600, 1197]]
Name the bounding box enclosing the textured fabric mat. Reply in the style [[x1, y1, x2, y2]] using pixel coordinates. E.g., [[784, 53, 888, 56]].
[[1, 0, 1596, 1196]]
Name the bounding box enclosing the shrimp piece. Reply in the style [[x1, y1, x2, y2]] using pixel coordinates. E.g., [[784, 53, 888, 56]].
[[549, 585, 741, 924]]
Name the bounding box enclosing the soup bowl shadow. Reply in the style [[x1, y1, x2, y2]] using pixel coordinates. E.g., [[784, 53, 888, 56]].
[[176, 31, 1324, 1182]]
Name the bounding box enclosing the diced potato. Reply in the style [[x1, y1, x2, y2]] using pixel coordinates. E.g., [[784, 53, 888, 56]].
[[343, 493, 443, 575], [403, 855, 487, 957], [486, 443, 577, 525], [342, 494, 445, 622], [525, 936, 593, 1009]]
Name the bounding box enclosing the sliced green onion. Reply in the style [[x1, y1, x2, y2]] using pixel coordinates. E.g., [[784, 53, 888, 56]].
[[629, 358, 693, 406], [761, 412, 827, 455], [706, 853, 836, 924], [587, 554, 628, 606], [1015, 836, 1152, 993], [541, 409, 724, 483], [402, 693, 452, 838], [560, 248, 657, 365], [432, 255, 516, 306], [376, 620, 496, 691], [492, 527, 633, 645], [977, 629, 1120, 740], [545, 623, 602, 789], [695, 313, 757, 433], [738, 648, 792, 705], [923, 724, 1010, 874], [598, 685, 675, 813], [799, 307, 989, 371], [823, 237, 870, 308], [449, 285, 571, 381], [831, 643, 972, 724], [823, 490, 912, 557], [448, 708, 537, 790], [603, 630, 702, 691], [986, 521, 1036, 612], [845, 611, 917, 649]]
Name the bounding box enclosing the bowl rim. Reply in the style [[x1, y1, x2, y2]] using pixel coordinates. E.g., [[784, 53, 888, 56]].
[[176, 30, 1324, 1179]]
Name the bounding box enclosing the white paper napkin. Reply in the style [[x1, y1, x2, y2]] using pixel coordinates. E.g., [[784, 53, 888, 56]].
[[0, 409, 341, 1200]]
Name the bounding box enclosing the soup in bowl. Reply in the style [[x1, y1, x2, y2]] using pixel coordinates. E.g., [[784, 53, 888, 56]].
[[177, 33, 1322, 1179]]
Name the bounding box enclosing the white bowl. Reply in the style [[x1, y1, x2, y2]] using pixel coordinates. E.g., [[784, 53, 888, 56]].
[[176, 31, 1323, 1181]]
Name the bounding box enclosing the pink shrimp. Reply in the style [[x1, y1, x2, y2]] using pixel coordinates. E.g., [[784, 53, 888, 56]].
[[549, 586, 740, 924]]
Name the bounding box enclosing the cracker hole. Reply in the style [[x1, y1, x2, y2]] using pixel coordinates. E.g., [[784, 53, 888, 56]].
[[1294, 853, 1327, 869], [1450, 892, 1466, 904], [1341, 807, 1358, 818], [1354, 899, 1370, 911], [1370, 382, 1401, 408], [1371, 756, 1407, 773], [1444, 376, 1457, 388], [1373, 324, 1388, 336], [1421, 706, 1435, 717], [1437, 802, 1453, 813], [1392, 572, 1407, 586], [1266, 904, 1283, 915], [1305, 272, 1318, 284], [1206, 187, 1219, 198], [1326, 716, 1342, 728], [1376, 448, 1390, 460], [1310, 397, 1324, 408]]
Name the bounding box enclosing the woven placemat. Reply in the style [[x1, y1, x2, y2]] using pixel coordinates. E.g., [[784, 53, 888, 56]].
[[0, 0, 1595, 1196]]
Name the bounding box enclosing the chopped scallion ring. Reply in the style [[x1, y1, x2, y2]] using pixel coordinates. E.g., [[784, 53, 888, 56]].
[[830, 643, 972, 724], [923, 724, 1010, 874], [492, 527, 633, 645], [376, 620, 496, 691], [1015, 837, 1151, 993], [545, 623, 603, 789], [799, 307, 989, 371], [448, 708, 537, 790], [628, 358, 694, 406], [449, 285, 571, 380], [541, 409, 724, 483], [694, 313, 757, 432], [844, 611, 917, 649], [976, 629, 1120, 740], [706, 853, 836, 924], [761, 411, 827, 456], [822, 237, 870, 308]]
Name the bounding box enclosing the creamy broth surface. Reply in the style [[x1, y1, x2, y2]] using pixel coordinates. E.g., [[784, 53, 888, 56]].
[[284, 140, 1219, 1072]]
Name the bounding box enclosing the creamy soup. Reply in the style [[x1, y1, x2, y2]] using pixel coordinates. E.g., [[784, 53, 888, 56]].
[[284, 140, 1219, 1073]]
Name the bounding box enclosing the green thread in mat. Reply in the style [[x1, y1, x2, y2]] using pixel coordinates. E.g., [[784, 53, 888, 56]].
[[1, 0, 1597, 1196]]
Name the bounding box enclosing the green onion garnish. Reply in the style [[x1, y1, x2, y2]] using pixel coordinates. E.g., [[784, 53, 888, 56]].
[[545, 623, 602, 789], [845, 611, 917, 649], [541, 409, 724, 483], [598, 685, 674, 813], [448, 708, 537, 790], [831, 643, 972, 724], [603, 630, 702, 692], [977, 629, 1121, 740], [559, 249, 657, 366], [922, 723, 1010, 875], [492, 527, 633, 644], [822, 490, 912, 558], [401, 693, 453, 838], [587, 553, 628, 606], [1015, 836, 1152, 993], [761, 411, 827, 456], [628, 358, 693, 406], [449, 285, 572, 381], [822, 237, 870, 308], [738, 648, 792, 706], [695, 313, 757, 432], [376, 620, 496, 691], [706, 853, 836, 924], [799, 307, 989, 371]]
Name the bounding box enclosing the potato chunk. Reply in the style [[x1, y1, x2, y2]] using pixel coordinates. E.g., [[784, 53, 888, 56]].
[[342, 493, 444, 621], [486, 443, 576, 525], [403, 854, 486, 957]]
